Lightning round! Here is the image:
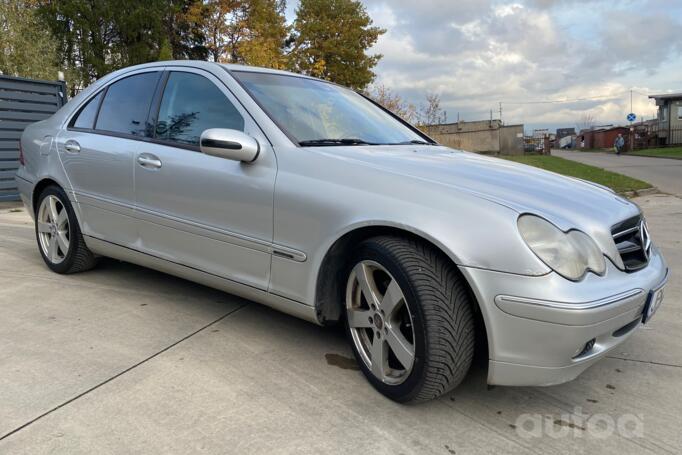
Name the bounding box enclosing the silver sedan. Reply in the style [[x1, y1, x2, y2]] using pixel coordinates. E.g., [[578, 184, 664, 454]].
[[16, 61, 668, 402]]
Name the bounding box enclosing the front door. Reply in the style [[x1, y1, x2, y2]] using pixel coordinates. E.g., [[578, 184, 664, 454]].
[[133, 69, 276, 290]]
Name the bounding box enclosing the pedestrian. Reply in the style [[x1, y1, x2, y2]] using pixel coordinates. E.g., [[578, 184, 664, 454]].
[[614, 133, 625, 155]]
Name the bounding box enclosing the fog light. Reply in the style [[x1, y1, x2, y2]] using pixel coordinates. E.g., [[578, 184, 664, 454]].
[[573, 338, 596, 359]]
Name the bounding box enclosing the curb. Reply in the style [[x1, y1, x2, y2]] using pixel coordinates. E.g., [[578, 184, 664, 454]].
[[627, 153, 682, 161], [621, 187, 659, 198]]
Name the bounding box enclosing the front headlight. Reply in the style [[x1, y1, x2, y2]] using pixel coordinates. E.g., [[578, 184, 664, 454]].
[[518, 214, 606, 281]]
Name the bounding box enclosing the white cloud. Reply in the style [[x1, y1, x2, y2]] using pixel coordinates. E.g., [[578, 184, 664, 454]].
[[360, 0, 682, 130], [285, 0, 682, 130]]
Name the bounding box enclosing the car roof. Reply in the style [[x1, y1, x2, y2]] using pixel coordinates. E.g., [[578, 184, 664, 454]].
[[112, 60, 319, 81]]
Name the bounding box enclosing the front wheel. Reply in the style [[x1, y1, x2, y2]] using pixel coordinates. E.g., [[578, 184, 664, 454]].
[[35, 186, 97, 274], [344, 236, 475, 403]]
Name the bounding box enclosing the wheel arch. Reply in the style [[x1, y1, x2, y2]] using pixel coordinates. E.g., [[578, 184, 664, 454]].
[[32, 177, 63, 214], [314, 225, 489, 358], [31, 177, 85, 231]]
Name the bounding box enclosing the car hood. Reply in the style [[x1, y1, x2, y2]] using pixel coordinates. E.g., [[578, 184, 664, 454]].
[[315, 145, 640, 233]]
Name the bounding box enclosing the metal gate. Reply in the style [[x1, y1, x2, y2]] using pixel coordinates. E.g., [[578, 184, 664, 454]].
[[0, 75, 67, 201]]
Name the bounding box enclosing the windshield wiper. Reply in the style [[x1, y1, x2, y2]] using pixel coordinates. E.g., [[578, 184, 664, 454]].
[[390, 139, 435, 145], [298, 138, 376, 146]]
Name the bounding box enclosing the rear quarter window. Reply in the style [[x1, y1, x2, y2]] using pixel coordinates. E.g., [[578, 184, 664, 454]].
[[71, 91, 103, 129]]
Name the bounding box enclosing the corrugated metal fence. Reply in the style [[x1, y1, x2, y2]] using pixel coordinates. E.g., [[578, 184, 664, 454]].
[[0, 75, 67, 201]]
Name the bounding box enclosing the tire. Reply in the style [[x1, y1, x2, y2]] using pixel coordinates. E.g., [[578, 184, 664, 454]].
[[344, 235, 475, 403], [35, 185, 97, 274]]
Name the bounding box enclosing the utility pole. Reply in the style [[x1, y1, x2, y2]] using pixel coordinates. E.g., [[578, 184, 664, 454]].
[[499, 102, 503, 124]]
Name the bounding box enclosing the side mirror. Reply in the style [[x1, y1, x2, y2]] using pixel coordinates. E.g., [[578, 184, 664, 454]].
[[199, 128, 260, 163]]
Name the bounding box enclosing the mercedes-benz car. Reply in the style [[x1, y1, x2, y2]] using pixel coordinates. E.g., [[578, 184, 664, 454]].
[[16, 61, 668, 402]]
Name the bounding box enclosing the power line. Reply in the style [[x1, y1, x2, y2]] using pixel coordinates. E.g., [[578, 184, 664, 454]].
[[502, 92, 629, 105], [503, 88, 682, 106]]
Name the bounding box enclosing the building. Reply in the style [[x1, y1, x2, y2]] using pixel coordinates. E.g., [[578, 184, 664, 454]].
[[648, 93, 682, 145], [556, 127, 576, 140], [532, 129, 550, 141], [423, 119, 524, 155], [578, 126, 629, 149]]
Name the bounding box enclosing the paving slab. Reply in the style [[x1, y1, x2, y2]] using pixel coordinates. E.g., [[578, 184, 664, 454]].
[[0, 211, 245, 440]]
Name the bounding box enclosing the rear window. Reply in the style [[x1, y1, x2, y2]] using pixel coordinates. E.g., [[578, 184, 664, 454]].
[[95, 72, 161, 137]]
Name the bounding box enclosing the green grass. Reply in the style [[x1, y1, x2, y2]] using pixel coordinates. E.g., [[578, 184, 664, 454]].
[[502, 155, 652, 194], [629, 147, 682, 159]]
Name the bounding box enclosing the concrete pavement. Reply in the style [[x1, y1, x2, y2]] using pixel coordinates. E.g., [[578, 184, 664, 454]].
[[0, 196, 680, 454], [552, 149, 682, 196]]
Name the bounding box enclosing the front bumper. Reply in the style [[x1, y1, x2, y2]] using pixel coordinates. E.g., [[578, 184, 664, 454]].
[[459, 246, 669, 386]]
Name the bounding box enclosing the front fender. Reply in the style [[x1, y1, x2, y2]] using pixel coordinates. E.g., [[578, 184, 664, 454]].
[[268, 148, 549, 306]]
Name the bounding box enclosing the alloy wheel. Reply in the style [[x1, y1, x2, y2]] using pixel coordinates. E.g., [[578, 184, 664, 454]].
[[346, 260, 416, 385], [37, 195, 70, 264]]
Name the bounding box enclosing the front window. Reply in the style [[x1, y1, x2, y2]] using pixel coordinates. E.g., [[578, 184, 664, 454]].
[[231, 71, 428, 146], [156, 72, 244, 146]]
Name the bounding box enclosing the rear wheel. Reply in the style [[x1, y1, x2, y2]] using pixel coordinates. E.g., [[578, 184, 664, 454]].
[[344, 236, 475, 402], [35, 186, 97, 274]]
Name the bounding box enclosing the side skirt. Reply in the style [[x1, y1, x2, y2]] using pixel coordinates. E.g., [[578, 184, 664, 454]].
[[84, 236, 321, 325]]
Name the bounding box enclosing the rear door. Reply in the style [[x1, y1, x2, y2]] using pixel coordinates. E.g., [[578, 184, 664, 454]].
[[133, 68, 276, 290], [59, 70, 161, 245]]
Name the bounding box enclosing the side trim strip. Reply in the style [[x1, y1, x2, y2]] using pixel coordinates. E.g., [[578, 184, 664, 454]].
[[73, 190, 307, 262]]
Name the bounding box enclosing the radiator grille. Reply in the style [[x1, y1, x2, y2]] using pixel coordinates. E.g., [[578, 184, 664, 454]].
[[611, 215, 651, 272]]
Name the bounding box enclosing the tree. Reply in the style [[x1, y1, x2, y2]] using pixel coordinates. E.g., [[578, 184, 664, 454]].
[[0, 0, 60, 80], [202, 0, 242, 63], [367, 84, 418, 124], [420, 93, 447, 127], [115, 0, 170, 66], [576, 113, 596, 133], [158, 38, 174, 61], [37, 0, 173, 92], [368, 85, 449, 128], [166, 0, 208, 60], [202, 0, 288, 68], [238, 0, 289, 69], [289, 0, 385, 90]]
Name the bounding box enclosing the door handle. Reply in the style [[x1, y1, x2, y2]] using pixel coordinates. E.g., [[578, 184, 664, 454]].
[[64, 140, 81, 154], [137, 154, 162, 169]]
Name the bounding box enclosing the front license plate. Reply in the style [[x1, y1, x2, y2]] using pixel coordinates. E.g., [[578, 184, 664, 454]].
[[642, 286, 665, 324]]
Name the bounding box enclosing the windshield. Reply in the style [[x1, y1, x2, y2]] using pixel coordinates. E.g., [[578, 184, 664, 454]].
[[231, 71, 428, 146]]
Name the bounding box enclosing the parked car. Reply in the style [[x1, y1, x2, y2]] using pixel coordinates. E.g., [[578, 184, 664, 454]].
[[16, 62, 668, 402], [523, 142, 537, 153], [559, 135, 574, 149]]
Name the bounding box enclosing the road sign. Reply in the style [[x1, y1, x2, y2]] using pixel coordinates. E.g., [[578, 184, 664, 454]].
[[627, 113, 637, 122]]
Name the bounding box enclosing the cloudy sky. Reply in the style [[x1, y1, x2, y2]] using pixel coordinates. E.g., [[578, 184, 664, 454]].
[[287, 0, 682, 132]]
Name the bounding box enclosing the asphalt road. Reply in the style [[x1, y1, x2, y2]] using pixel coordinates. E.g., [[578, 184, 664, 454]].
[[0, 195, 680, 454], [552, 149, 682, 196]]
